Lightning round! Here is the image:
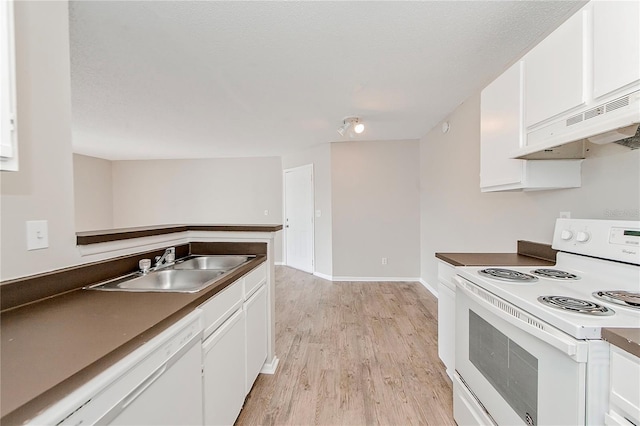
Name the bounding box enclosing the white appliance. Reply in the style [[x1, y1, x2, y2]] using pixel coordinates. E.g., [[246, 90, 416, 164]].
[[29, 311, 203, 425], [454, 219, 640, 425], [514, 91, 640, 160]]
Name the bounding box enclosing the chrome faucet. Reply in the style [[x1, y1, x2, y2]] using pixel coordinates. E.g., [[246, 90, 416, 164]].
[[154, 247, 175, 269]]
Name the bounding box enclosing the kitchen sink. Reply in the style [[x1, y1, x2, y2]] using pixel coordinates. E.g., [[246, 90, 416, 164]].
[[84, 255, 255, 293], [85, 269, 226, 293], [172, 255, 254, 270]]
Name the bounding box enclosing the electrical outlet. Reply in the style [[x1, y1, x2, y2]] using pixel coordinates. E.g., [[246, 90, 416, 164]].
[[560, 211, 571, 219], [264, 210, 269, 216], [381, 257, 387, 265], [26, 220, 49, 250]]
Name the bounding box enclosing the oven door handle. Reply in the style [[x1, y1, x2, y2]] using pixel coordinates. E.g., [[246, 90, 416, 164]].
[[454, 275, 588, 362]]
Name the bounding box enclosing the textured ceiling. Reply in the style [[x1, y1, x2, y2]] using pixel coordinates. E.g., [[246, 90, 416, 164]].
[[69, 1, 585, 160]]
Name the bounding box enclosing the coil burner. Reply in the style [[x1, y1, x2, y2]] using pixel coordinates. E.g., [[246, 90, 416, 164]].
[[531, 269, 580, 280], [538, 295, 614, 316], [592, 291, 640, 310], [478, 268, 538, 283]]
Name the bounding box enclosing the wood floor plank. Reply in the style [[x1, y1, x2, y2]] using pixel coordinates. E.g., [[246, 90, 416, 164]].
[[236, 266, 454, 426]]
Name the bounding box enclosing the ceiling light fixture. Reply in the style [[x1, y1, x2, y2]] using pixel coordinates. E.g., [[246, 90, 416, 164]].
[[337, 117, 364, 137]]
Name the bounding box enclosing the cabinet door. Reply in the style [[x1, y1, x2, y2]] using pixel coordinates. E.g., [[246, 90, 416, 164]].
[[109, 342, 203, 426], [593, 1, 640, 100], [524, 9, 585, 128], [609, 346, 640, 425], [203, 309, 246, 426], [480, 61, 525, 190], [437, 261, 456, 380], [245, 284, 268, 395]]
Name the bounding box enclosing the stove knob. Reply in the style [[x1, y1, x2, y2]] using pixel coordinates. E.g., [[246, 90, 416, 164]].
[[576, 231, 590, 242], [561, 230, 573, 240]]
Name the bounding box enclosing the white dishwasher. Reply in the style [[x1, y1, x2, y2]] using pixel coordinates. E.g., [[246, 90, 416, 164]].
[[28, 311, 203, 426]]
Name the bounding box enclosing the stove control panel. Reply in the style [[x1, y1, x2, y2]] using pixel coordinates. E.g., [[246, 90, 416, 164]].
[[553, 219, 640, 265], [610, 227, 640, 246]]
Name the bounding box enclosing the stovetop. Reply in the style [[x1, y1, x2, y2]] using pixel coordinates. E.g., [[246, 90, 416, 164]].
[[457, 252, 640, 339]]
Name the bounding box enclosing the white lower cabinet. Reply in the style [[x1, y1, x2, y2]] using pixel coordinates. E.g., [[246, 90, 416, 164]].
[[203, 309, 246, 426], [437, 260, 456, 379], [200, 263, 269, 425], [607, 345, 640, 425], [244, 284, 268, 395]]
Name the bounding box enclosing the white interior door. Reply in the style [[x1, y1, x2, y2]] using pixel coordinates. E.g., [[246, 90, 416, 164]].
[[284, 165, 314, 273]]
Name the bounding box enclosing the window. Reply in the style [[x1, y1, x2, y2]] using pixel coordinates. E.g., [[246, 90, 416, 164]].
[[1, 0, 17, 171]]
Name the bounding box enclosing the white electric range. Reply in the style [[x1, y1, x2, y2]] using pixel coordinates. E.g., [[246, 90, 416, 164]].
[[453, 219, 640, 426]]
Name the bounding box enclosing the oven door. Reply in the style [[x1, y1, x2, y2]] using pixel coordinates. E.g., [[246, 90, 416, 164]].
[[454, 275, 589, 426]]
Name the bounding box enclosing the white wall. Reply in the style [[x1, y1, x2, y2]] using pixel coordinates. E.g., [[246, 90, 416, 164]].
[[111, 157, 284, 262], [73, 154, 113, 231], [0, 1, 81, 280], [420, 93, 640, 288], [331, 140, 421, 279], [282, 144, 333, 276]]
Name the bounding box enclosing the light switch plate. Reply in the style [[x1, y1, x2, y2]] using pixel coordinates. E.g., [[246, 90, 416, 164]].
[[26, 220, 48, 250]]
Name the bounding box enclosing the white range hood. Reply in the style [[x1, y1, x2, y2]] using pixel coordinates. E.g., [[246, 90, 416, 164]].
[[512, 90, 640, 160]]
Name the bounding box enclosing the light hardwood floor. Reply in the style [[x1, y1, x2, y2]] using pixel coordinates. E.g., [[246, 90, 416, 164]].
[[236, 266, 454, 426]]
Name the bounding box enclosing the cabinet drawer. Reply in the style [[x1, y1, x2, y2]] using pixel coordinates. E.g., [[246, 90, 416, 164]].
[[200, 279, 243, 339], [244, 263, 266, 299], [437, 260, 456, 290]]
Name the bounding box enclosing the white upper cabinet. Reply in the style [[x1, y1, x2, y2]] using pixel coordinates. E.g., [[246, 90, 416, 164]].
[[592, 0, 640, 100], [520, 1, 640, 153], [481, 61, 525, 190], [480, 0, 640, 190], [523, 9, 585, 129], [480, 61, 582, 192]]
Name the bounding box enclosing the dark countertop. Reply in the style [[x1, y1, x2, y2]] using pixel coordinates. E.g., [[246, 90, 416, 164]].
[[435, 252, 555, 267], [0, 256, 266, 425], [436, 240, 557, 267], [76, 224, 283, 245], [602, 328, 640, 358]]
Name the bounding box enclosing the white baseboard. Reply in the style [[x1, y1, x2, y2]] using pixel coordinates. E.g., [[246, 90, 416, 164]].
[[292, 266, 425, 285], [274, 261, 284, 266], [332, 276, 422, 282], [311, 272, 421, 283], [420, 278, 439, 297], [313, 271, 332, 281], [260, 356, 279, 375]]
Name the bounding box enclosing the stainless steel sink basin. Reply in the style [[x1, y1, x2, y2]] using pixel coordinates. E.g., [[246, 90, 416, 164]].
[[172, 255, 253, 270], [85, 269, 226, 293], [85, 255, 255, 293]]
